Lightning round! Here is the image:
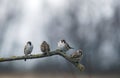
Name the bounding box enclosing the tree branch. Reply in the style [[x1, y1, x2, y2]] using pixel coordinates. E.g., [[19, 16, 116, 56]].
[[0, 50, 85, 71]]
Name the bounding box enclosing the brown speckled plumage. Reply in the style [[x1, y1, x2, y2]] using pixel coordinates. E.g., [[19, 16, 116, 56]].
[[71, 49, 83, 58], [40, 41, 50, 55]]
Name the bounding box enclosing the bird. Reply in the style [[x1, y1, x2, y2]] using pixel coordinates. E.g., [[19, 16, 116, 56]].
[[57, 39, 73, 52], [71, 49, 83, 58], [24, 41, 33, 61], [40, 41, 50, 55]]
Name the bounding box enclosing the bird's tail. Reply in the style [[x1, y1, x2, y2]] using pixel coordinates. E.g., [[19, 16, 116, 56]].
[[24, 54, 27, 61], [70, 47, 74, 49], [24, 59, 26, 61]]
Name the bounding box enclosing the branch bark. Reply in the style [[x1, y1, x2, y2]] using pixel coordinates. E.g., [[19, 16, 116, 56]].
[[0, 50, 85, 71]]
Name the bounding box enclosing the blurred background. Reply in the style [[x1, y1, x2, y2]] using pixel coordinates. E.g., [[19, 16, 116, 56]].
[[0, 0, 120, 78]]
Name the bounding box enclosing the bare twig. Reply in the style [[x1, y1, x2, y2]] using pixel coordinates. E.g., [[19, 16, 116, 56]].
[[0, 50, 85, 71]]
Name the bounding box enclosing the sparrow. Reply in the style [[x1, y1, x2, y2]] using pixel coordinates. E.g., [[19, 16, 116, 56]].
[[24, 41, 33, 61], [57, 39, 73, 52], [71, 49, 83, 59], [40, 41, 50, 55]]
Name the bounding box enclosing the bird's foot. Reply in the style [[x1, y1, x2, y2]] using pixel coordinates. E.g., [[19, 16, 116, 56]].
[[29, 54, 32, 56], [46, 52, 50, 56]]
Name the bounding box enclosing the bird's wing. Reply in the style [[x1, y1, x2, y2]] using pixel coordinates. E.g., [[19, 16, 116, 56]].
[[65, 43, 73, 49], [72, 52, 80, 58], [41, 44, 45, 52], [47, 44, 50, 51], [24, 45, 27, 52], [24, 45, 28, 55]]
